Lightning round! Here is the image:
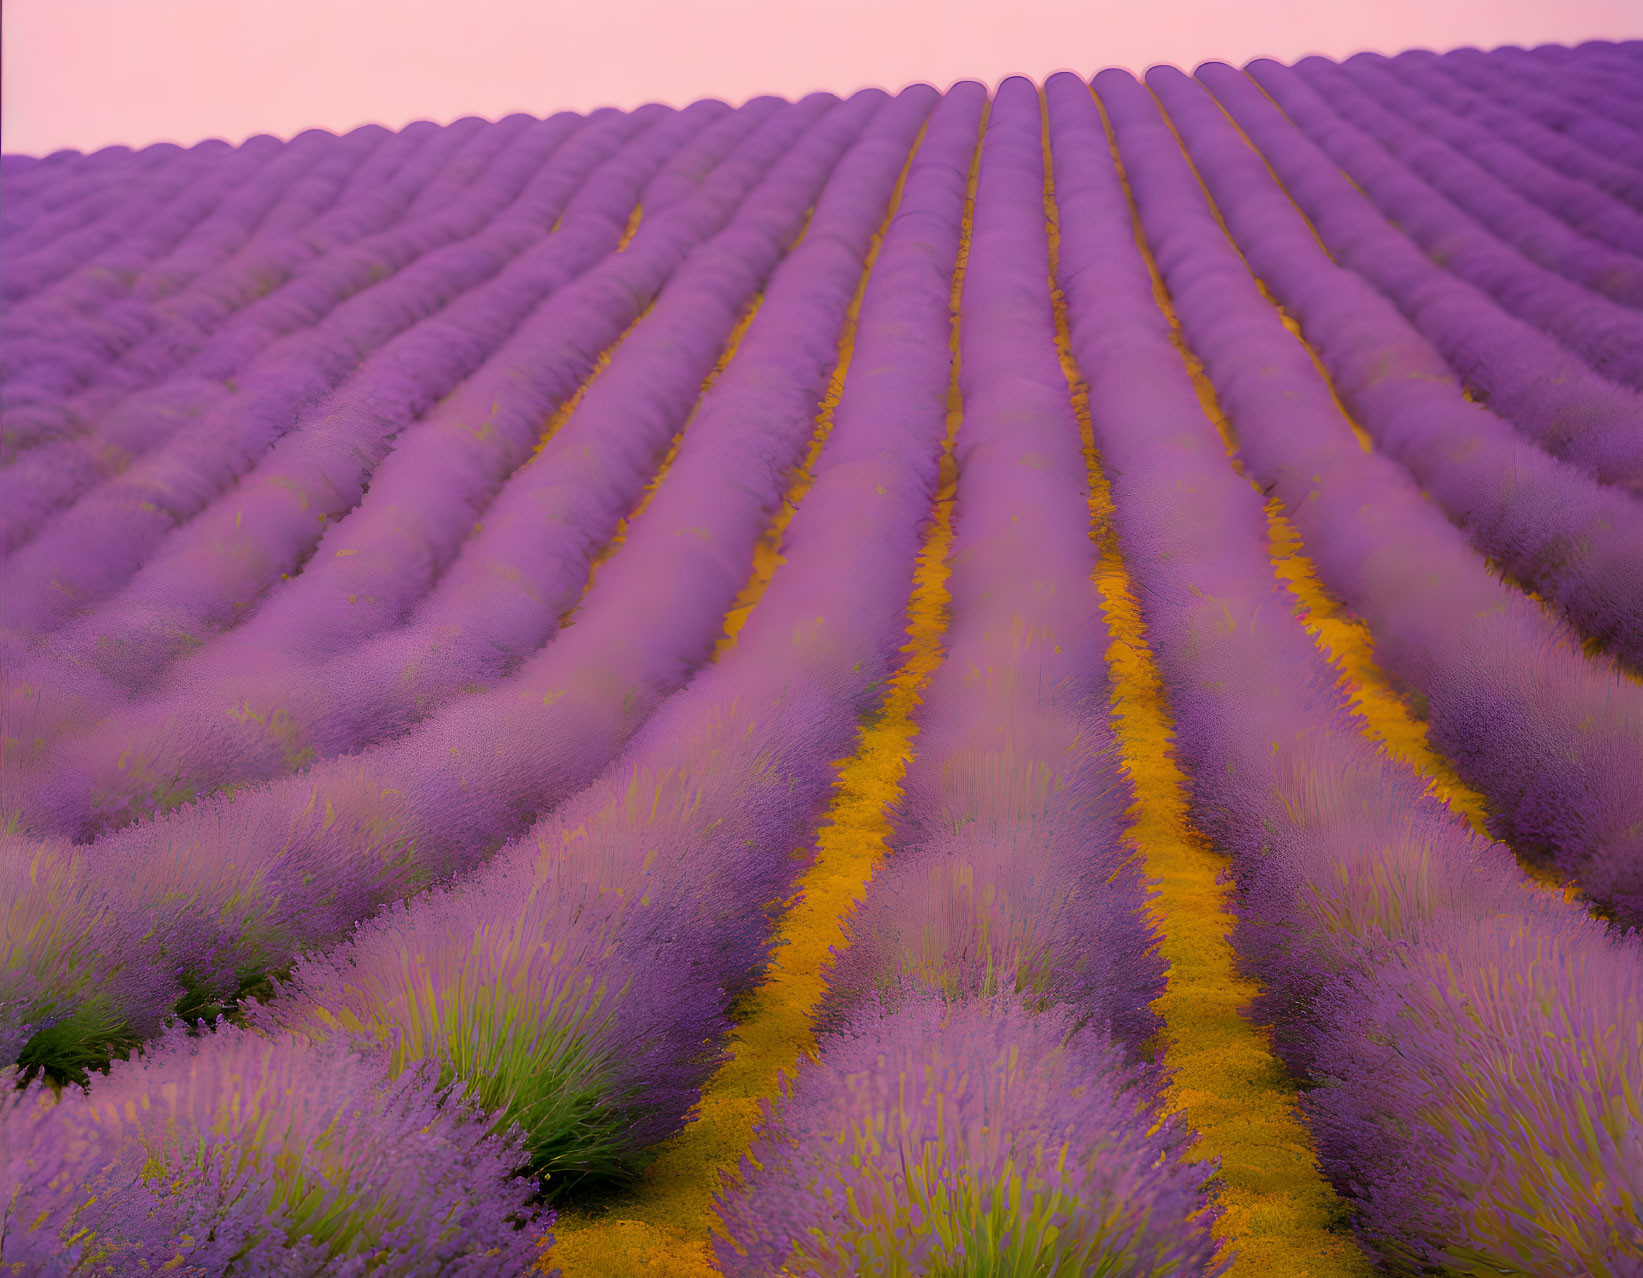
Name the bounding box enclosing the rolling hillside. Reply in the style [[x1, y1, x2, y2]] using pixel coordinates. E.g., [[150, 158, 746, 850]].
[[3, 40, 1640, 1276]]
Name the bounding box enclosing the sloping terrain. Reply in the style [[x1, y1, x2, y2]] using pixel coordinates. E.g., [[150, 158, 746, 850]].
[[2, 40, 1640, 1276]]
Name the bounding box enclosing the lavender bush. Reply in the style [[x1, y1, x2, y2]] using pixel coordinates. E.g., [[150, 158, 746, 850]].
[[1145, 63, 1643, 666], [1386, 49, 1643, 207], [720, 994, 1215, 1277], [1291, 55, 1643, 304], [1249, 56, 1643, 383], [1436, 47, 1643, 168], [1336, 52, 1643, 256], [0, 1028, 553, 1273]]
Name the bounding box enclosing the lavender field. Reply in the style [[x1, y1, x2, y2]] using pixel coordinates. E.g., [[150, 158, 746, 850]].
[[2, 39, 1641, 1277]]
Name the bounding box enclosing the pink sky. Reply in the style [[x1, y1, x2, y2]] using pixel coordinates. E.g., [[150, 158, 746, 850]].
[[3, 0, 1638, 155]]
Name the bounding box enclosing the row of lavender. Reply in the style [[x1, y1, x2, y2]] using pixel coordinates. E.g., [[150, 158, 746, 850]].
[[722, 79, 1216, 1272], [2, 40, 1640, 1273], [718, 61, 1641, 1273], [3, 88, 911, 1067], [1172, 49, 1643, 925], [1070, 67, 1640, 1270]]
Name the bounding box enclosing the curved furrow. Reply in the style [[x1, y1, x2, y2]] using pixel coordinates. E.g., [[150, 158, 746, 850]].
[[2, 142, 190, 237], [1490, 44, 1643, 131], [0, 126, 427, 410], [1543, 42, 1643, 104], [720, 79, 1217, 1275], [1062, 81, 1439, 1275], [0, 125, 421, 403], [550, 174, 963, 1268], [0, 102, 724, 633], [0, 136, 343, 310], [0, 113, 570, 482], [1528, 44, 1643, 111], [1146, 67, 1643, 668], [0, 88, 963, 1271], [1, 127, 375, 349], [3, 48, 1637, 1274], [0, 87, 929, 1082], [1342, 53, 1643, 253], [0, 117, 496, 464], [18, 90, 881, 839], [0, 145, 140, 220], [0, 135, 386, 423], [0, 109, 707, 798], [1390, 49, 1643, 209], [1246, 58, 1643, 386], [2, 141, 192, 233], [1051, 71, 1641, 1274], [0, 133, 296, 347], [1194, 60, 1643, 492], [0, 139, 209, 270], [249, 87, 973, 1216], [128, 118, 453, 302], [1304, 55, 1643, 294], [1437, 47, 1643, 168], [1, 151, 114, 228], [1105, 67, 1643, 924]]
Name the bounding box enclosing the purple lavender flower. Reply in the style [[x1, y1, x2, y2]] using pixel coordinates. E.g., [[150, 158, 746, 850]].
[[718, 992, 1220, 1277], [0, 1026, 553, 1274]]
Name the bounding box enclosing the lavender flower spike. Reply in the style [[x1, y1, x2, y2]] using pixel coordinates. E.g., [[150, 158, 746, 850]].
[[0, 1026, 552, 1274]]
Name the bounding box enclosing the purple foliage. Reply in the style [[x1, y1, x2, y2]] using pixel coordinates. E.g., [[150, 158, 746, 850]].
[[0, 113, 619, 548], [721, 78, 1203, 1271], [0, 828, 168, 1067], [0, 1028, 553, 1273], [0, 131, 293, 366], [3, 149, 128, 234], [1191, 60, 1643, 492], [0, 101, 726, 627], [824, 79, 1155, 1047], [3, 142, 190, 258], [1248, 57, 1643, 381], [0, 102, 712, 789], [1338, 53, 1643, 256], [1388, 50, 1643, 209], [1293, 55, 1643, 304], [0, 87, 936, 1065], [1145, 64, 1643, 666], [1436, 47, 1643, 169], [1536, 43, 1643, 110], [1048, 68, 1643, 1269], [718, 993, 1218, 1277], [1305, 909, 1643, 1273], [1100, 67, 1643, 923], [5, 48, 1641, 1273], [1, 120, 446, 459], [1, 140, 236, 303], [253, 80, 970, 1184], [5, 115, 555, 392], [14, 89, 880, 840], [0, 128, 376, 400], [1486, 44, 1643, 132]]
